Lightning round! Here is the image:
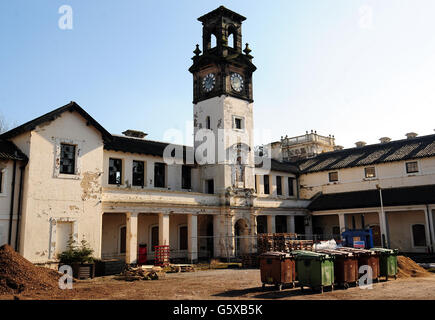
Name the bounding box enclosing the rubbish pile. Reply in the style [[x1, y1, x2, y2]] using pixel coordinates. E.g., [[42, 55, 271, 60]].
[[397, 256, 431, 278], [116, 265, 161, 281], [313, 239, 338, 251], [0, 244, 61, 295], [257, 233, 313, 254], [167, 264, 195, 273]]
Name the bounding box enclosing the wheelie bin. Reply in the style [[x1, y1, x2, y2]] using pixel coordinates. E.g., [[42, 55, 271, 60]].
[[316, 249, 358, 289], [259, 252, 296, 291], [370, 248, 398, 280], [337, 247, 380, 283], [293, 250, 334, 293]]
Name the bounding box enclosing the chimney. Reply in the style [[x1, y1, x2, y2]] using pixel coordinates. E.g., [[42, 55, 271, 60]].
[[122, 130, 148, 139], [355, 141, 367, 148], [379, 137, 391, 143], [405, 132, 418, 139]]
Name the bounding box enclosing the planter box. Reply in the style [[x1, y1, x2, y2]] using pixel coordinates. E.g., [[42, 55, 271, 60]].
[[71, 263, 95, 280], [95, 260, 125, 276]]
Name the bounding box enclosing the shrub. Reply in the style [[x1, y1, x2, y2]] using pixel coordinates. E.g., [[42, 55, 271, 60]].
[[58, 238, 94, 264]]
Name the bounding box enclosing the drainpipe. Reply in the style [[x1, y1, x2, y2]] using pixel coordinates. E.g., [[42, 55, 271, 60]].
[[8, 160, 17, 246], [426, 204, 434, 253], [14, 164, 26, 251]]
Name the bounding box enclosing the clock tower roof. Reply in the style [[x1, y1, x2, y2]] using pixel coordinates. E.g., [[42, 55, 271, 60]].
[[197, 6, 246, 23]]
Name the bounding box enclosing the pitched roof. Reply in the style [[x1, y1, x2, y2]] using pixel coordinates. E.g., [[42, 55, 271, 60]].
[[255, 159, 300, 174], [104, 135, 194, 162], [0, 140, 27, 161], [0, 101, 112, 142], [308, 184, 435, 211], [295, 134, 435, 173]]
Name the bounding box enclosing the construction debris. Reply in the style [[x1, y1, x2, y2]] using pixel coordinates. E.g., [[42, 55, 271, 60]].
[[257, 233, 313, 254], [116, 265, 162, 281], [0, 244, 61, 295], [166, 264, 195, 273]]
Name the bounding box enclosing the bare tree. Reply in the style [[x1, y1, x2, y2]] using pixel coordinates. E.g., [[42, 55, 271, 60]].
[[0, 113, 11, 134]]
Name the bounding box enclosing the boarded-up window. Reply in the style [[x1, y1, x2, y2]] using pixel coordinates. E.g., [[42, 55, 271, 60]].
[[182, 166, 192, 189], [365, 167, 376, 178], [132, 161, 145, 187], [151, 226, 159, 251], [406, 161, 419, 174], [119, 226, 126, 254], [412, 224, 426, 247], [263, 175, 270, 194], [56, 222, 73, 254], [60, 144, 76, 174], [109, 158, 122, 185], [154, 163, 166, 188], [329, 171, 338, 182], [179, 226, 188, 250]]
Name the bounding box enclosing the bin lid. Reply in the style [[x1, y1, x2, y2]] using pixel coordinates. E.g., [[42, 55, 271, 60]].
[[292, 250, 331, 259], [260, 251, 292, 258], [315, 249, 353, 257], [370, 248, 398, 254]]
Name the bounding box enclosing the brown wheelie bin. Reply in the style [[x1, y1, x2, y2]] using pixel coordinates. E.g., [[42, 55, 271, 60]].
[[259, 252, 296, 291]]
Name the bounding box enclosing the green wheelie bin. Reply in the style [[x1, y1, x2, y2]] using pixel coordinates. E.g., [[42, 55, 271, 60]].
[[293, 250, 334, 293], [370, 248, 398, 280]]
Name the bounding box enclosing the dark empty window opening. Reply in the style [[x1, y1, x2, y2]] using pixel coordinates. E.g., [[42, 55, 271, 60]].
[[0, 170, 3, 193], [132, 160, 145, 187], [276, 176, 282, 195], [119, 226, 126, 254], [288, 177, 295, 196], [109, 158, 122, 185], [206, 179, 214, 194], [329, 171, 338, 182], [412, 224, 426, 247], [275, 216, 287, 233], [154, 162, 166, 188], [406, 161, 419, 174], [179, 226, 188, 251], [263, 175, 270, 194], [151, 226, 159, 251], [206, 116, 211, 129], [256, 216, 267, 234], [235, 118, 242, 130], [182, 165, 192, 190], [60, 143, 76, 175]]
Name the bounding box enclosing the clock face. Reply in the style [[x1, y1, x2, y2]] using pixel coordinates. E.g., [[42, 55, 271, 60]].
[[202, 73, 216, 92], [230, 73, 244, 92]]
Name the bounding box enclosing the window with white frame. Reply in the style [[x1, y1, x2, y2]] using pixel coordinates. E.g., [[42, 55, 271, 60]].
[[406, 161, 419, 174], [364, 167, 376, 178]]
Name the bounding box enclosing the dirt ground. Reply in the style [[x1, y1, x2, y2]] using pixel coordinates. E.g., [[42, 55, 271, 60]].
[[1, 269, 435, 300]]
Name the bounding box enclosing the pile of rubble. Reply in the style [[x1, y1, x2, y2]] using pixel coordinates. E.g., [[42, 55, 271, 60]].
[[397, 256, 431, 278], [116, 266, 161, 281], [0, 244, 61, 295], [167, 264, 195, 273]]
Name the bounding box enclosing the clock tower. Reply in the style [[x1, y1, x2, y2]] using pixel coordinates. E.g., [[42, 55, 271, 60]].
[[189, 6, 257, 195]]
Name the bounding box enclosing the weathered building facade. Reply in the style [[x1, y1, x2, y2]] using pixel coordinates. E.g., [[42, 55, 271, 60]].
[[0, 7, 434, 267]]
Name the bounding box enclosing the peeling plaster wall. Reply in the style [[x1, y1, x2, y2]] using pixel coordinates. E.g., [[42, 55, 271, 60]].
[[14, 112, 104, 263], [299, 157, 435, 199]]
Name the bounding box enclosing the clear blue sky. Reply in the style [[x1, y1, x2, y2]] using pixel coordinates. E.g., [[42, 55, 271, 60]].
[[1, 0, 435, 148]]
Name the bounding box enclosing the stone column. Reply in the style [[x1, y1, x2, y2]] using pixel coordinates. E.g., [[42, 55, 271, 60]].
[[159, 213, 170, 246], [304, 215, 312, 239], [423, 207, 433, 250], [250, 214, 258, 254], [213, 214, 223, 258], [338, 213, 346, 233], [267, 215, 275, 234], [287, 215, 295, 234], [428, 207, 435, 251], [126, 212, 138, 264], [188, 214, 198, 263]]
